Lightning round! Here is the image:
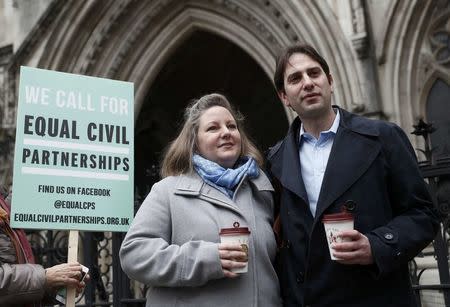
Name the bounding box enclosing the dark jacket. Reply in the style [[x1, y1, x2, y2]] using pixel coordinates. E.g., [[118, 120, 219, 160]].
[[267, 107, 439, 307]]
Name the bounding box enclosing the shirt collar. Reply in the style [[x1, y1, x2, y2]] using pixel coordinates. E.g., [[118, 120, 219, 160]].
[[299, 108, 340, 141]]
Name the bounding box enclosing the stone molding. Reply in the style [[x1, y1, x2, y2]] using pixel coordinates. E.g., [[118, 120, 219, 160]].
[[419, 1, 450, 120], [12, 1, 368, 116], [0, 44, 15, 129], [379, 0, 436, 139], [0, 0, 378, 180], [5, 0, 441, 143], [350, 0, 369, 59]]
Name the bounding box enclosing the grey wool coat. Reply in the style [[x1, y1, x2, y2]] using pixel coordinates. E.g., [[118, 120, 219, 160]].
[[120, 171, 281, 307]]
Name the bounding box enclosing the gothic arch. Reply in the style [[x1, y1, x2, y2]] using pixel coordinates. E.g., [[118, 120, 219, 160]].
[[1, 0, 388, 185], [122, 7, 280, 119], [20, 0, 363, 123], [380, 0, 446, 130]]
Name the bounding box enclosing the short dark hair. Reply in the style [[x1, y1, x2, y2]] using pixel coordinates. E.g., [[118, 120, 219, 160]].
[[274, 44, 331, 94]]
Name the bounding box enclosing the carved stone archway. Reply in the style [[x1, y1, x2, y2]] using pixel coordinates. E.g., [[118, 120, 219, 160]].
[[2, 0, 368, 183], [13, 1, 365, 119], [380, 0, 449, 138]]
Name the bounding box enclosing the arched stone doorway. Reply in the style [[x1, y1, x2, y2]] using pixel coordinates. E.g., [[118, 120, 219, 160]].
[[135, 30, 288, 199], [2, 0, 369, 186], [0, 2, 377, 304]]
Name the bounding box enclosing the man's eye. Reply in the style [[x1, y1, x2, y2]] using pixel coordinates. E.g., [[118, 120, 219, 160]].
[[289, 76, 300, 83]]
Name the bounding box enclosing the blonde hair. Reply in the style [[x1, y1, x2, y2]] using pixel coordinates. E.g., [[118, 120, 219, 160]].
[[160, 93, 264, 178]]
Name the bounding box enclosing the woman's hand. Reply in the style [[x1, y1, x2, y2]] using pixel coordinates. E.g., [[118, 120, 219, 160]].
[[218, 243, 248, 278], [44, 262, 84, 290]]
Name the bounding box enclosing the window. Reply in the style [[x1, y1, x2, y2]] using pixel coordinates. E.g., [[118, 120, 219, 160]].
[[426, 79, 450, 158]]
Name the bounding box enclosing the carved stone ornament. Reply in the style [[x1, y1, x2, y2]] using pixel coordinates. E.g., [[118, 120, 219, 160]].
[[350, 0, 369, 59]]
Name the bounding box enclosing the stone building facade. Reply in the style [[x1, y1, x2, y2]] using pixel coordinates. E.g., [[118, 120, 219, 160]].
[[0, 0, 449, 305]]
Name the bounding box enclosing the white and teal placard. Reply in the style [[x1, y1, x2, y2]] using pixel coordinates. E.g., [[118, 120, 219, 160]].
[[11, 66, 134, 232]]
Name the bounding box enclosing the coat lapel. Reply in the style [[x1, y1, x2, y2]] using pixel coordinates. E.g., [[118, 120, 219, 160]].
[[314, 114, 381, 222], [251, 170, 275, 192], [269, 119, 309, 205]]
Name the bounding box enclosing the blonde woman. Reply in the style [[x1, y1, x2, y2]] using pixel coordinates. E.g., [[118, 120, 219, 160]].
[[120, 93, 281, 306]]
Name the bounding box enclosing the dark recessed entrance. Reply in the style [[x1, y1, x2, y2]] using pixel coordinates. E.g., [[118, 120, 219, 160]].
[[135, 30, 288, 198]]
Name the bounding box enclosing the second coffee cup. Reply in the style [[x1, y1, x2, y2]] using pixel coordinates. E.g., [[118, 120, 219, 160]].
[[322, 211, 354, 260]]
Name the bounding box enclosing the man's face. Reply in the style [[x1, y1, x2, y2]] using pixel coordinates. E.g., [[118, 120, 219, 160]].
[[278, 53, 333, 120]]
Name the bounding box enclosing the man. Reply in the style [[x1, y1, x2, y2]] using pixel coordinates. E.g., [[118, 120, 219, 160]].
[[267, 44, 439, 306]]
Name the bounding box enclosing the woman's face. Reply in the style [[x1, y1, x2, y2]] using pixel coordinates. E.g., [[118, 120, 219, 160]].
[[196, 106, 242, 168]]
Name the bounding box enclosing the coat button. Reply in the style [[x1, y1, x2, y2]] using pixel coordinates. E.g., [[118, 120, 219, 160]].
[[344, 200, 356, 212], [384, 233, 394, 240], [296, 272, 304, 283]]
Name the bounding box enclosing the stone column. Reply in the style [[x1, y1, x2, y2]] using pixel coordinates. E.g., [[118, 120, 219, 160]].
[[0, 45, 15, 186], [349, 0, 383, 118]]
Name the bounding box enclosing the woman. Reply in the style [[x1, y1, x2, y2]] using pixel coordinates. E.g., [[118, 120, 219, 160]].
[[120, 93, 281, 306]]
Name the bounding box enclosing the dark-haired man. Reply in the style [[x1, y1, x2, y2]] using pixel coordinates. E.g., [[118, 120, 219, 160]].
[[267, 44, 439, 306]]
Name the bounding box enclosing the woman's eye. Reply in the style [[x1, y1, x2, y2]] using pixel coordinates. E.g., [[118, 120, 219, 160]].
[[206, 126, 217, 131], [228, 124, 237, 129]]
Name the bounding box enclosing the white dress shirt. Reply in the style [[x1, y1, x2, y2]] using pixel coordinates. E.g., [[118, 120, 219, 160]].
[[299, 109, 340, 216]]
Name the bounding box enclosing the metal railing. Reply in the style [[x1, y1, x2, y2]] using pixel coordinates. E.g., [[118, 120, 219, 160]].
[[411, 119, 450, 307]]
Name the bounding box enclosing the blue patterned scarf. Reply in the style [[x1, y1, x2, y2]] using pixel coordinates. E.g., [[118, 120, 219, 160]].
[[193, 154, 259, 198]]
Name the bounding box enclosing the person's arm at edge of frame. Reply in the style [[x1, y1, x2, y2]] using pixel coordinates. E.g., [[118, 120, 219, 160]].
[[0, 262, 46, 304], [0, 261, 86, 304]]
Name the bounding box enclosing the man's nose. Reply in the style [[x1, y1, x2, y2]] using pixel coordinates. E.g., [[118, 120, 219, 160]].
[[303, 75, 314, 89]]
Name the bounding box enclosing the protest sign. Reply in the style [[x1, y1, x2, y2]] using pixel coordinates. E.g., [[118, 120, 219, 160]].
[[11, 66, 134, 232]]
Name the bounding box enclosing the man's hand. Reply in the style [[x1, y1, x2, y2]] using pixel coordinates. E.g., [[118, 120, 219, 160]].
[[332, 230, 374, 265]]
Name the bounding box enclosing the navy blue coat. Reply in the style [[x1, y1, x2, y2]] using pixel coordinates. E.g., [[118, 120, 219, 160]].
[[267, 107, 439, 307]]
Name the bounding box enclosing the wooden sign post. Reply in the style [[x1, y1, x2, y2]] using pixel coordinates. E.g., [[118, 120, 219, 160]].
[[66, 230, 79, 307]]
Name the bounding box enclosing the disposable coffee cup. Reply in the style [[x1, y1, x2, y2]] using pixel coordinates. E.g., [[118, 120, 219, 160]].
[[322, 211, 354, 260], [219, 222, 250, 273]]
